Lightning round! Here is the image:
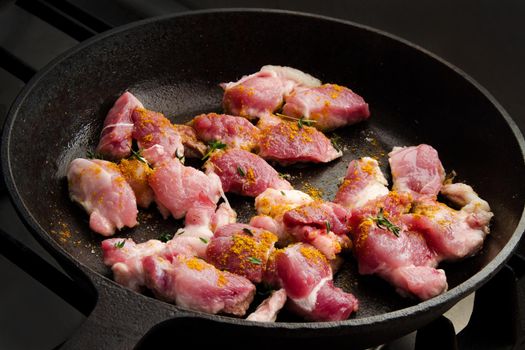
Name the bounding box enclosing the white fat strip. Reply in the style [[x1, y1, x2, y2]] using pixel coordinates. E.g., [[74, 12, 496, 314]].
[[292, 277, 331, 312], [353, 182, 389, 208], [102, 122, 134, 131]]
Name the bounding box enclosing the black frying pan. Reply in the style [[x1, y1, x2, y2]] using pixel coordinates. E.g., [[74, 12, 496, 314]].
[[2, 9, 525, 349]]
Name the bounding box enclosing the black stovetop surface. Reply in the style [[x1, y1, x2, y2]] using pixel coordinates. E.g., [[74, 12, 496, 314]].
[[1, 1, 524, 349]]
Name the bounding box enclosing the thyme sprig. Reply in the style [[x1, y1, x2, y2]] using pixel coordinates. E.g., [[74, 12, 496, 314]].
[[247, 256, 262, 265], [237, 166, 246, 177], [114, 240, 126, 249], [369, 208, 401, 237], [276, 113, 317, 128], [202, 140, 227, 160], [159, 232, 174, 242], [130, 148, 147, 164]]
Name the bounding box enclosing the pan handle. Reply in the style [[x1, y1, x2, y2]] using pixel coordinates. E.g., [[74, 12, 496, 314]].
[[0, 228, 191, 348], [57, 266, 192, 349]]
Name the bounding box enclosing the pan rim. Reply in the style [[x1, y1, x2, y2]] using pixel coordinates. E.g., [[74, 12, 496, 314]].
[[2, 8, 525, 330]]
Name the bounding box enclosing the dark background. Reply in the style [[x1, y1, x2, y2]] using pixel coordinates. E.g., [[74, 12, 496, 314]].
[[1, 1, 524, 349]]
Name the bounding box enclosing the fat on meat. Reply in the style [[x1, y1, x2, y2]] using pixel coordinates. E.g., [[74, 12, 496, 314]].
[[118, 158, 154, 208], [282, 201, 351, 260], [132, 108, 184, 159], [405, 182, 493, 261], [148, 153, 222, 219], [348, 193, 448, 300], [192, 113, 261, 152], [205, 149, 292, 197], [257, 115, 342, 165], [206, 223, 278, 283], [67, 158, 138, 236], [96, 91, 143, 160], [388, 144, 445, 200], [282, 84, 370, 131], [102, 238, 165, 291], [246, 289, 287, 322], [143, 255, 256, 316], [250, 188, 314, 245], [221, 66, 321, 120], [269, 243, 358, 321], [334, 157, 389, 209]]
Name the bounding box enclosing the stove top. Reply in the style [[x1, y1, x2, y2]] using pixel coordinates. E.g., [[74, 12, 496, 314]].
[[1, 1, 524, 349]]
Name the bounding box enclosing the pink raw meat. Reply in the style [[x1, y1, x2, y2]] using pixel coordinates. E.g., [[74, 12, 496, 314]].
[[132, 108, 184, 159], [282, 84, 370, 131], [388, 144, 445, 200], [406, 183, 493, 261], [102, 238, 165, 291], [246, 289, 287, 322], [270, 243, 359, 321], [148, 154, 222, 219], [257, 116, 342, 165], [350, 212, 447, 300], [143, 255, 256, 316], [96, 91, 143, 160], [334, 157, 389, 209], [282, 201, 351, 259], [118, 158, 154, 208], [67, 158, 138, 236], [205, 149, 292, 197], [192, 113, 261, 152], [206, 223, 277, 283]]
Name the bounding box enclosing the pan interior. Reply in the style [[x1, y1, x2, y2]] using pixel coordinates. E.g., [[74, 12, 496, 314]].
[[5, 11, 525, 321]]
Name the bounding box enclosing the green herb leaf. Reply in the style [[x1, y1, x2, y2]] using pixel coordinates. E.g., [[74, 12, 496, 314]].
[[159, 232, 173, 242], [176, 230, 185, 236], [325, 221, 331, 233], [242, 228, 253, 236], [247, 256, 262, 265], [276, 113, 317, 127], [199, 237, 209, 244], [202, 140, 227, 160], [130, 148, 147, 164], [330, 134, 342, 152], [114, 240, 126, 249], [369, 208, 401, 237], [278, 172, 291, 180], [237, 166, 246, 177], [280, 190, 286, 196]]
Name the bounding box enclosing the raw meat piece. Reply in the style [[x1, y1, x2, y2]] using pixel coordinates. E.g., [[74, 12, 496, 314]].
[[350, 214, 447, 300], [388, 144, 445, 200], [257, 116, 342, 165], [347, 191, 413, 233], [173, 124, 207, 159], [406, 183, 493, 261], [149, 154, 222, 219], [222, 70, 288, 119], [67, 158, 138, 236], [102, 238, 165, 291], [271, 243, 358, 321], [192, 113, 261, 152], [283, 201, 351, 259], [334, 157, 389, 209], [251, 189, 314, 244], [205, 149, 292, 197], [118, 158, 154, 208], [260, 65, 321, 88], [96, 92, 143, 160], [206, 223, 278, 283], [132, 108, 184, 159], [246, 289, 287, 322], [282, 84, 370, 131], [143, 255, 256, 316], [221, 66, 320, 119]]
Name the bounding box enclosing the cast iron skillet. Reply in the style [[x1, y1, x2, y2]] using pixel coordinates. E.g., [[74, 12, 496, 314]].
[[2, 9, 525, 349]]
